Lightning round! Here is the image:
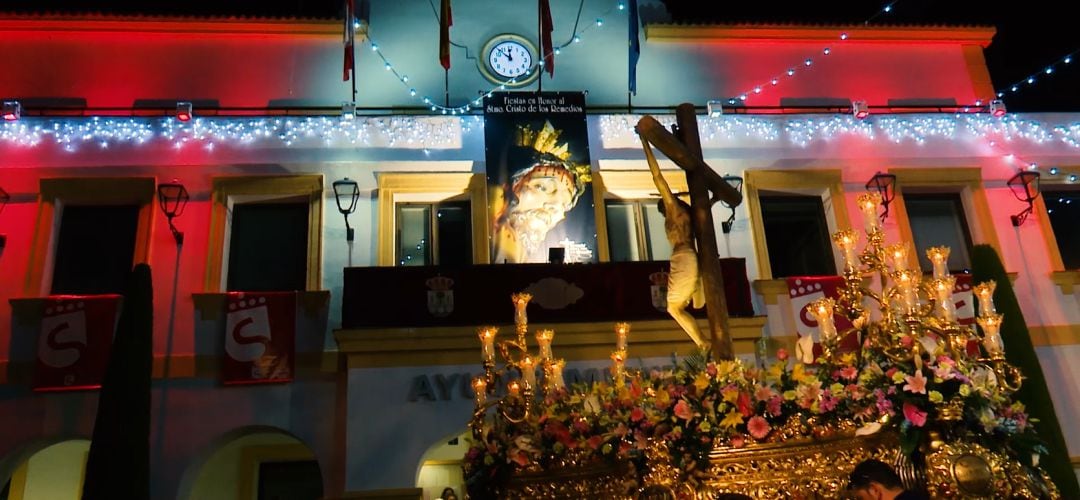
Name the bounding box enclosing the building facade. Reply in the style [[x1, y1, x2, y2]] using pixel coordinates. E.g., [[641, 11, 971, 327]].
[[0, 1, 1079, 498]]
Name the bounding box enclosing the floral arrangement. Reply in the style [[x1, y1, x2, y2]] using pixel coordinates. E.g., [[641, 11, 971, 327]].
[[464, 341, 1046, 496]]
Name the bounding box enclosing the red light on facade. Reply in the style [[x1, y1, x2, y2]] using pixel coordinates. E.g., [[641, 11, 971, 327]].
[[852, 100, 869, 120], [176, 102, 193, 122], [2, 101, 20, 121], [990, 99, 1006, 117]]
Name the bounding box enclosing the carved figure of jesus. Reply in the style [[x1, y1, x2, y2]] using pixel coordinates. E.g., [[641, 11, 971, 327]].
[[641, 138, 707, 348]]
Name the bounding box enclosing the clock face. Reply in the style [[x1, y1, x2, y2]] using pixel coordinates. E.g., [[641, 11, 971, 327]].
[[479, 34, 540, 86], [488, 40, 533, 79]]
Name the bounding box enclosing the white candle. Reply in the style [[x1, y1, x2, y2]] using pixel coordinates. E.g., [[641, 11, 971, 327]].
[[536, 329, 554, 361], [615, 322, 630, 351], [974, 281, 997, 317], [552, 359, 566, 389], [977, 313, 1005, 356], [512, 293, 531, 327], [887, 242, 910, 272], [472, 376, 487, 406], [478, 327, 498, 362], [857, 192, 882, 234], [832, 229, 859, 271], [895, 269, 920, 312], [520, 356, 537, 389], [931, 276, 957, 322], [809, 298, 837, 342], [926, 246, 951, 279]]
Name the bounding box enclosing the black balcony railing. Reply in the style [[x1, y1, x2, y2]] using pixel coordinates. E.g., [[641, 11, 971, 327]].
[[341, 260, 754, 329]]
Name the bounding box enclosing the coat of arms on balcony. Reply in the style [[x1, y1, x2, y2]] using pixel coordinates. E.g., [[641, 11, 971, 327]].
[[648, 271, 669, 312], [426, 276, 455, 318]]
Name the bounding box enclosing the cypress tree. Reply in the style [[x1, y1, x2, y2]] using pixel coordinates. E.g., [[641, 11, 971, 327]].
[[970, 245, 1079, 498], [82, 264, 153, 500]]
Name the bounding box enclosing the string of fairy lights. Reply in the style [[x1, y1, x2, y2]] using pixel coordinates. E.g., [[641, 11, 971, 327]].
[[2, 113, 1079, 157], [995, 48, 1078, 99], [725, 1, 903, 105], [364, 0, 627, 114]]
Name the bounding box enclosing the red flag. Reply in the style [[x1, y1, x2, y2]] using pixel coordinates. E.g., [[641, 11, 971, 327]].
[[34, 295, 122, 391], [539, 0, 554, 77], [439, 0, 453, 70], [343, 0, 356, 81], [222, 292, 297, 385]]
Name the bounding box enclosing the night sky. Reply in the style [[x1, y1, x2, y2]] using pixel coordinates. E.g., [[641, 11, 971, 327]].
[[3, 0, 1076, 111]]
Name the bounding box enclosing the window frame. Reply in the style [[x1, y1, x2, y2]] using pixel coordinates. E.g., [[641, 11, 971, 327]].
[[889, 168, 1001, 271], [744, 169, 851, 280], [394, 197, 472, 266], [1034, 167, 1080, 272], [593, 170, 690, 263], [205, 175, 323, 292], [376, 173, 488, 266], [26, 177, 156, 296]]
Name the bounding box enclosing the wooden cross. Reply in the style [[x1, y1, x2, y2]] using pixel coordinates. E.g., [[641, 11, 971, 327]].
[[636, 104, 742, 360]]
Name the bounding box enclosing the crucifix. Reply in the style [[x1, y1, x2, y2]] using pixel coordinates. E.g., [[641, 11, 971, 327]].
[[635, 103, 742, 360]]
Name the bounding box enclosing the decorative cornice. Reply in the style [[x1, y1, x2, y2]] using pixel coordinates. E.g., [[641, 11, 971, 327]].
[[335, 318, 768, 368], [645, 24, 996, 47]]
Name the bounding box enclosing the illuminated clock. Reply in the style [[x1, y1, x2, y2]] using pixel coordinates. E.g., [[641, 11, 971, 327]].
[[479, 34, 540, 86]]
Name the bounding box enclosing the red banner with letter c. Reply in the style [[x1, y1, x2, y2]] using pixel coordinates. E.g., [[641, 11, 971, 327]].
[[34, 295, 121, 392], [222, 292, 296, 385]]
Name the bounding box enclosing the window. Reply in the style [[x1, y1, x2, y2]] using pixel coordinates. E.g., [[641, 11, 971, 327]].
[[396, 199, 472, 266], [744, 169, 850, 279], [206, 175, 323, 292], [593, 170, 689, 263], [904, 193, 974, 273], [227, 201, 310, 291], [51, 205, 141, 295], [889, 168, 1002, 274], [604, 199, 671, 262], [25, 178, 154, 297], [759, 194, 837, 277], [376, 173, 488, 266], [1044, 189, 1080, 270]]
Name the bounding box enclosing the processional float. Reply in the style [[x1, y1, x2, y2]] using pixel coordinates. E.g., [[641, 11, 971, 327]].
[[462, 105, 1059, 499]]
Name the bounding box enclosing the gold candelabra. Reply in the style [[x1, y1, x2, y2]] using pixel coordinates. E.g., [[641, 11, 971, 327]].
[[470, 293, 632, 441], [815, 192, 1021, 393]]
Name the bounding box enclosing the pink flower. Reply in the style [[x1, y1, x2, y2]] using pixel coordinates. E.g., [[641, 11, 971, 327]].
[[630, 407, 646, 423], [900, 335, 914, 347], [903, 370, 928, 394], [754, 385, 775, 403], [820, 393, 838, 412], [747, 415, 771, 440], [729, 435, 746, 448], [839, 366, 859, 381], [766, 396, 783, 417], [874, 389, 894, 415], [903, 402, 927, 427], [674, 399, 693, 421], [706, 362, 718, 377], [776, 348, 789, 361]]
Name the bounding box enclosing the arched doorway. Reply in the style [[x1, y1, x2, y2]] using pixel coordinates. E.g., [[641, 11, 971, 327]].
[[178, 426, 322, 500], [415, 430, 469, 500], [0, 439, 91, 500]]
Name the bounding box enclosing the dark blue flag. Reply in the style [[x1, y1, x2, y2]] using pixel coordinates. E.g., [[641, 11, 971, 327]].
[[628, 0, 640, 95]]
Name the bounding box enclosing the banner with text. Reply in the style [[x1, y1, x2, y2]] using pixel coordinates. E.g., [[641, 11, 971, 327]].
[[34, 295, 121, 391], [222, 292, 296, 385], [483, 91, 596, 264]]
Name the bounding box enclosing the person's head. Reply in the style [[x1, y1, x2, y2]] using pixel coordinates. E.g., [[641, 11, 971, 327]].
[[848, 459, 906, 500], [496, 121, 589, 259], [502, 161, 578, 249], [439, 487, 457, 500]]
